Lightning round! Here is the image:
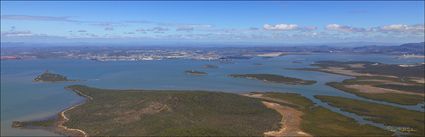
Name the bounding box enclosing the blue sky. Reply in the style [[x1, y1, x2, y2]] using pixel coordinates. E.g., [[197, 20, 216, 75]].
[[1, 1, 424, 45]]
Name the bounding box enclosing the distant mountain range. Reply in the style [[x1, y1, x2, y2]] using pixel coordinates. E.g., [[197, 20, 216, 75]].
[[250, 42, 424, 55], [350, 42, 424, 55]]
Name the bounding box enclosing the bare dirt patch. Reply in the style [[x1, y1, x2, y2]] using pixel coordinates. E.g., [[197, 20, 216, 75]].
[[409, 77, 425, 84], [261, 101, 311, 137], [348, 64, 365, 68], [356, 79, 415, 86], [320, 67, 397, 78], [242, 93, 311, 136], [57, 103, 89, 137]]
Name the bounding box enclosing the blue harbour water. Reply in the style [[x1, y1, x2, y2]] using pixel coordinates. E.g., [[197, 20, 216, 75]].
[[1, 53, 424, 136]]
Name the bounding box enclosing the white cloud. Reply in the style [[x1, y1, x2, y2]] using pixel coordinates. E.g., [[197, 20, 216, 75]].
[[1, 31, 32, 37], [326, 24, 366, 33], [264, 24, 298, 31], [381, 24, 409, 30], [378, 24, 424, 34]]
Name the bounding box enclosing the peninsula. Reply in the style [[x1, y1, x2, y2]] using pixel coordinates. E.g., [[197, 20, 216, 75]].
[[229, 74, 316, 85], [13, 85, 280, 136], [297, 61, 424, 105], [12, 85, 394, 136]]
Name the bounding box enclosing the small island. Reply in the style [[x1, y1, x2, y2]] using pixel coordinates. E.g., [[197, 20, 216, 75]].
[[229, 74, 316, 85], [185, 70, 208, 75], [33, 70, 75, 82]]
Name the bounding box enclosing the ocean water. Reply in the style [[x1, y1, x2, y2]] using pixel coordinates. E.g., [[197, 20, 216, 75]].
[[1, 53, 424, 136]]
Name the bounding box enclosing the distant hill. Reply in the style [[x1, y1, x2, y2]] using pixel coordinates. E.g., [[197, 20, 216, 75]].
[[351, 42, 424, 55]]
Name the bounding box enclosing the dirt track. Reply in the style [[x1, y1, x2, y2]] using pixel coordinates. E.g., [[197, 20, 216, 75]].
[[55, 89, 92, 137], [57, 105, 88, 137]]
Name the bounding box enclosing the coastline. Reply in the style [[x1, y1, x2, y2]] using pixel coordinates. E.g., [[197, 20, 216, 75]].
[[57, 88, 92, 137], [57, 103, 88, 137], [11, 88, 91, 137]]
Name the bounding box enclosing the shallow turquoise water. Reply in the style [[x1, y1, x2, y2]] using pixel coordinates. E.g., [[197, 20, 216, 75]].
[[1, 53, 424, 136]]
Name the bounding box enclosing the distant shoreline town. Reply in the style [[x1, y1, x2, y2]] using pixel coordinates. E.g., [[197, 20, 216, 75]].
[[1, 42, 423, 62]]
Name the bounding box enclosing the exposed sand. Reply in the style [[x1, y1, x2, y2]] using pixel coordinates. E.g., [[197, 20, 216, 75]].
[[320, 67, 397, 78], [348, 64, 365, 68], [261, 101, 311, 137], [257, 52, 285, 57], [409, 77, 425, 84], [356, 79, 415, 86], [241, 93, 311, 137], [346, 84, 424, 96]]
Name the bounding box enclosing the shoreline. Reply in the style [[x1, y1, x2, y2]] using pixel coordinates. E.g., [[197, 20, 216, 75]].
[[56, 88, 92, 137], [11, 88, 91, 137]]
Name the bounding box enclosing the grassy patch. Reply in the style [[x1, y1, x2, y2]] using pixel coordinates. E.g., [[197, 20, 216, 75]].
[[301, 106, 392, 136], [327, 82, 424, 105], [316, 95, 424, 136], [261, 92, 392, 136], [63, 85, 281, 136], [262, 92, 315, 109]]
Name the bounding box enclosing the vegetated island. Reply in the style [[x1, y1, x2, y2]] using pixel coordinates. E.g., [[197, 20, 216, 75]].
[[33, 70, 76, 82], [185, 70, 208, 75], [229, 74, 316, 85], [316, 95, 424, 136], [12, 86, 394, 136], [295, 61, 424, 105]]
